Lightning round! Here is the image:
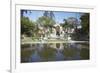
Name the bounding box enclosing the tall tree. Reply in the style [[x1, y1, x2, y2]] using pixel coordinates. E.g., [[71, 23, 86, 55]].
[[67, 17, 78, 28], [62, 19, 69, 28], [80, 13, 90, 34], [21, 10, 27, 17], [43, 11, 55, 20], [21, 16, 35, 36], [21, 10, 32, 17], [36, 16, 55, 27]]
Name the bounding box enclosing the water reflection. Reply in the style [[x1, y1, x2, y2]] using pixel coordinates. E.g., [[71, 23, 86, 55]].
[[21, 42, 89, 63]]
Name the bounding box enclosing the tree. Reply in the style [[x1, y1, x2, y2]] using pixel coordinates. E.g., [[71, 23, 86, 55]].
[[62, 19, 68, 28], [43, 11, 55, 20], [41, 11, 55, 28], [21, 10, 32, 17], [21, 10, 27, 17], [21, 16, 35, 37], [80, 13, 89, 35], [36, 16, 55, 27], [67, 17, 78, 28], [62, 17, 78, 33]]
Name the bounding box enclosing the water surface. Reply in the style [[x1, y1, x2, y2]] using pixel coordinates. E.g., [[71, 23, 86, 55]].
[[21, 42, 89, 63]]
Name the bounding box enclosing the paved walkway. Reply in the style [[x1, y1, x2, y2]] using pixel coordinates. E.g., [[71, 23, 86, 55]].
[[21, 40, 89, 44]]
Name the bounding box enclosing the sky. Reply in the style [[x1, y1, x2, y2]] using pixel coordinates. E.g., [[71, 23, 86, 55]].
[[22, 10, 84, 24]]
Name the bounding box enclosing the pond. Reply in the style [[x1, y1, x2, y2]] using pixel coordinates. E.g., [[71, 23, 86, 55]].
[[21, 42, 89, 63]]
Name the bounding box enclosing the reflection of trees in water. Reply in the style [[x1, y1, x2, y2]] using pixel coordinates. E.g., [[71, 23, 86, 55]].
[[54, 43, 65, 60], [35, 43, 44, 51], [35, 43, 89, 60], [62, 47, 77, 59], [21, 42, 89, 62], [37, 44, 56, 61], [30, 50, 41, 62], [80, 48, 89, 59], [79, 43, 89, 59], [62, 43, 83, 60], [21, 49, 35, 63], [49, 43, 64, 51], [36, 43, 64, 61]]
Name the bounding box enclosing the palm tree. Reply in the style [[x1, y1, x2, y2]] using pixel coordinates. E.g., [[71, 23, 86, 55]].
[[50, 11, 55, 20], [21, 10, 32, 17], [43, 11, 55, 31], [43, 11, 55, 20]]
